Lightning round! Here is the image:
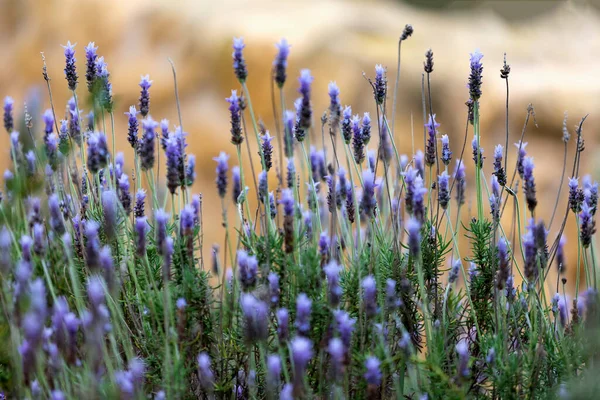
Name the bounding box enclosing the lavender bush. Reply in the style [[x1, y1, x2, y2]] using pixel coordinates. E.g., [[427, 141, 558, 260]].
[[0, 24, 599, 399]]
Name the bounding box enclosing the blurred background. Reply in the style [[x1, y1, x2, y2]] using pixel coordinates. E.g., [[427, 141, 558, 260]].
[[1, 0, 599, 291]]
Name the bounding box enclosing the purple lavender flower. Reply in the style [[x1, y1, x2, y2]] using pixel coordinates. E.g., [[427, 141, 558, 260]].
[[3, 96, 14, 133], [523, 226, 537, 283], [556, 235, 566, 274], [456, 340, 470, 378], [364, 356, 382, 386], [138, 117, 157, 170], [85, 42, 98, 91], [274, 38, 290, 88], [0, 227, 11, 274], [361, 169, 377, 218], [583, 175, 598, 214], [335, 310, 356, 353], [213, 152, 229, 198], [232, 38, 248, 83], [295, 293, 312, 336], [134, 217, 148, 257], [268, 272, 280, 306], [493, 144, 506, 186], [319, 231, 330, 261], [165, 136, 182, 194], [266, 354, 282, 393], [407, 217, 421, 257], [438, 171, 450, 210], [472, 135, 484, 168], [102, 189, 118, 240], [515, 141, 528, 179], [489, 193, 500, 222], [237, 250, 258, 291], [295, 69, 313, 141], [283, 110, 295, 158], [62, 41, 78, 90], [361, 112, 372, 145], [277, 308, 289, 342], [324, 261, 342, 308], [454, 160, 466, 206], [580, 203, 596, 248], [367, 149, 376, 173], [449, 259, 461, 284], [425, 114, 439, 166], [385, 279, 400, 310], [85, 221, 101, 271], [440, 134, 452, 166], [155, 209, 169, 255], [68, 106, 82, 146], [180, 204, 195, 237], [186, 154, 196, 187], [415, 150, 425, 177], [374, 64, 386, 105], [95, 56, 113, 110], [197, 352, 215, 393], [340, 105, 353, 145], [226, 90, 243, 145], [231, 166, 242, 204], [403, 167, 418, 215], [258, 170, 268, 202], [412, 175, 427, 223], [125, 106, 139, 149], [496, 238, 510, 290], [569, 177, 584, 213], [362, 276, 378, 317], [240, 294, 269, 342], [32, 223, 46, 255], [138, 75, 152, 117], [291, 336, 313, 388], [87, 131, 109, 174], [261, 132, 274, 171], [328, 82, 342, 129], [523, 157, 537, 212], [118, 174, 132, 215], [134, 189, 146, 218], [468, 50, 483, 101]]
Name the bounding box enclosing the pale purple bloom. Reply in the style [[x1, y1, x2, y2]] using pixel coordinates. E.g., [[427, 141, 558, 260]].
[[362, 276, 378, 317], [85, 42, 98, 91], [87, 131, 109, 174], [361, 169, 377, 218], [441, 134, 452, 166], [62, 41, 78, 90], [134, 189, 146, 218], [523, 157, 537, 212], [277, 308, 289, 342], [238, 250, 258, 291], [240, 294, 268, 342], [291, 336, 313, 381], [138, 75, 152, 117], [214, 152, 229, 198], [556, 235, 566, 274], [580, 203, 596, 248], [268, 272, 280, 306], [267, 354, 282, 392], [3, 96, 14, 133], [139, 117, 157, 171], [295, 294, 312, 337], [232, 37, 248, 82], [135, 217, 148, 257], [328, 81, 342, 128], [361, 112, 371, 145], [295, 69, 313, 141], [125, 106, 139, 149], [364, 356, 382, 385], [425, 114, 439, 166], [472, 135, 484, 168], [155, 209, 169, 255], [197, 352, 215, 392], [226, 90, 243, 145], [468, 50, 483, 100], [454, 160, 466, 206], [407, 217, 421, 256], [515, 141, 528, 179], [274, 38, 290, 87], [102, 190, 118, 240], [232, 166, 241, 203], [374, 64, 386, 105], [493, 144, 506, 186], [261, 132, 274, 171], [324, 261, 343, 308], [438, 171, 450, 209], [456, 340, 470, 378]]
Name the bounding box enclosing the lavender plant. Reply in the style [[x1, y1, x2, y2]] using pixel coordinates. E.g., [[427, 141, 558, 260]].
[[0, 29, 598, 400]]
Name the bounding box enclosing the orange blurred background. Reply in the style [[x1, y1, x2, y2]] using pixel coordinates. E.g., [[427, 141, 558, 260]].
[[1, 0, 599, 291]]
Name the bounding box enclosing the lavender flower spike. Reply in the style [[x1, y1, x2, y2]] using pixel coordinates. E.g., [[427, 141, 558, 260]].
[[407, 217, 421, 257], [456, 340, 470, 378], [261, 131, 274, 171], [523, 156, 537, 212], [87, 132, 109, 174], [493, 144, 506, 186], [352, 114, 364, 164], [197, 352, 215, 393], [341, 106, 352, 144], [323, 261, 342, 308], [569, 177, 583, 213], [232, 37, 248, 83], [580, 203, 596, 248], [556, 235, 566, 274], [374, 64, 386, 105], [425, 114, 439, 166], [295, 69, 313, 141], [85, 42, 98, 91], [274, 38, 290, 88], [360, 169, 377, 218], [468, 50, 483, 101], [291, 336, 313, 392], [295, 293, 312, 337], [471, 135, 484, 168], [125, 106, 139, 149], [362, 275, 378, 317], [102, 189, 118, 240], [441, 134, 452, 166], [166, 136, 182, 194], [212, 152, 229, 198], [454, 160, 466, 206], [232, 166, 241, 203], [62, 41, 78, 90], [139, 75, 152, 117], [139, 117, 157, 171], [361, 112, 371, 145], [4, 96, 14, 133], [364, 356, 382, 386], [226, 90, 243, 145], [496, 238, 510, 290], [515, 141, 528, 179], [328, 82, 342, 130], [438, 171, 450, 210]]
